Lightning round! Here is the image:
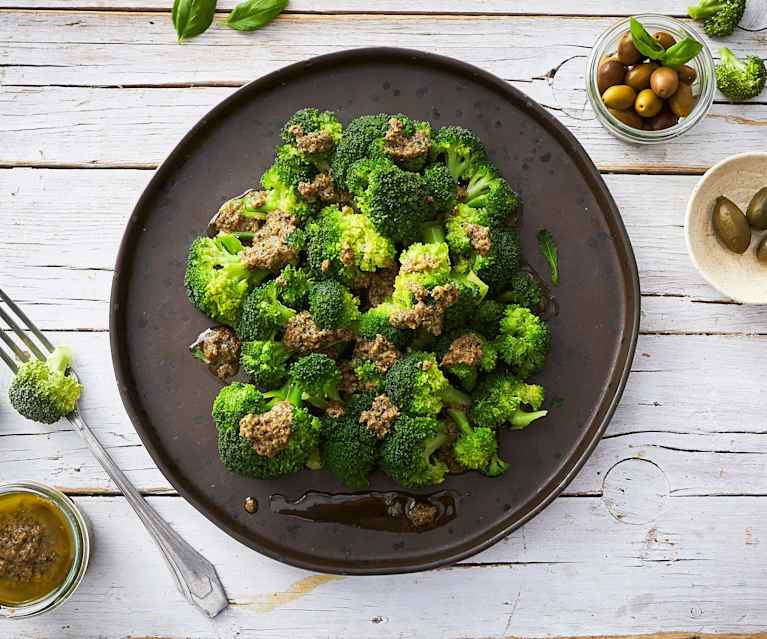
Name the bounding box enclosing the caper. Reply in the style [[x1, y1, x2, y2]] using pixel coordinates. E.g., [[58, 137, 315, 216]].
[[712, 196, 751, 254], [669, 81, 694, 117], [625, 63, 658, 92], [634, 89, 663, 118], [653, 31, 677, 49], [647, 110, 679, 131], [598, 59, 627, 94], [617, 31, 643, 65], [608, 107, 644, 129], [650, 67, 680, 99], [756, 235, 767, 263], [602, 84, 636, 110], [747, 188, 767, 230], [677, 65, 697, 85]]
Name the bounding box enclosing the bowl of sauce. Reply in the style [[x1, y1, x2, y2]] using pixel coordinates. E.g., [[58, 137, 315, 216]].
[[0, 482, 90, 618]]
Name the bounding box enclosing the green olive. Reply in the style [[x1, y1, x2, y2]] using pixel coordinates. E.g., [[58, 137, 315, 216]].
[[712, 196, 751, 254], [746, 187, 767, 230], [677, 65, 697, 85], [617, 31, 643, 65], [634, 89, 663, 118], [608, 107, 644, 129], [647, 110, 679, 131], [650, 67, 680, 99], [598, 59, 627, 94], [653, 31, 677, 49], [756, 235, 767, 263], [602, 84, 636, 110], [625, 63, 658, 92], [669, 81, 695, 117]]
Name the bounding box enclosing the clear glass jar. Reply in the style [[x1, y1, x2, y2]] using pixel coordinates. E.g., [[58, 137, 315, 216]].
[[586, 14, 715, 144], [0, 482, 90, 619]]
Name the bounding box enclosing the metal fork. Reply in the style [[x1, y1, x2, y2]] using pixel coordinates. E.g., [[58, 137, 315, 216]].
[[0, 289, 228, 618]]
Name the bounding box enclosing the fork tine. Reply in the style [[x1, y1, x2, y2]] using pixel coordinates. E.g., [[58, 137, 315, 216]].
[[0, 289, 54, 354], [0, 326, 30, 362], [0, 304, 47, 362], [0, 341, 19, 373]]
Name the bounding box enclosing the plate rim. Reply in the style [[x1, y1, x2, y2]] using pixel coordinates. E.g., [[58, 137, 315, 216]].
[[109, 46, 641, 575]]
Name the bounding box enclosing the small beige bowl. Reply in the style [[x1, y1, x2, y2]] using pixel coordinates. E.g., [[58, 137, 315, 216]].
[[685, 153, 767, 304]]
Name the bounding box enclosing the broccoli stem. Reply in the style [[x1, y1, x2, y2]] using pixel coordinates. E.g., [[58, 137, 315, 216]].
[[306, 446, 323, 470], [421, 221, 446, 244], [447, 408, 472, 435], [485, 456, 510, 477], [441, 385, 471, 408], [510, 409, 548, 429], [466, 173, 494, 200], [46, 346, 72, 375], [719, 47, 740, 70]]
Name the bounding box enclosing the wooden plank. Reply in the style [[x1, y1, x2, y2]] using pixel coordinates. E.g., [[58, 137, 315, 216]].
[[10, 494, 767, 638]]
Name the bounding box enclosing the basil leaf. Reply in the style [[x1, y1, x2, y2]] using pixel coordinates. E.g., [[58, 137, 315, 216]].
[[227, 0, 288, 31], [172, 0, 217, 41], [662, 38, 704, 67], [629, 17, 666, 61]]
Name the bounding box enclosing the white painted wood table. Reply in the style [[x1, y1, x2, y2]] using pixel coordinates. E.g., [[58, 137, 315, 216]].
[[2, 2, 767, 637]]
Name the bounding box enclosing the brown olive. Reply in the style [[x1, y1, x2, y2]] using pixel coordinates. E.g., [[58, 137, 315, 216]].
[[669, 81, 694, 117], [653, 31, 677, 50], [625, 63, 658, 92], [650, 67, 680, 99], [712, 196, 751, 254], [746, 187, 767, 230], [756, 235, 767, 263], [617, 31, 643, 65], [608, 107, 644, 129], [598, 59, 627, 94], [647, 110, 679, 131], [602, 84, 636, 110], [677, 65, 697, 85], [634, 89, 663, 118]]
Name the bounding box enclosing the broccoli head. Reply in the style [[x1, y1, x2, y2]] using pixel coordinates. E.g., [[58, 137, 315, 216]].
[[392, 239, 452, 305], [442, 270, 490, 334], [185, 233, 268, 326], [283, 353, 342, 408], [495, 304, 550, 378], [308, 279, 361, 330], [281, 108, 343, 167], [357, 303, 412, 349], [469, 299, 506, 340], [423, 162, 458, 215], [471, 374, 547, 430], [689, 0, 745, 37], [379, 414, 448, 488], [431, 126, 488, 182], [212, 382, 267, 431], [370, 114, 434, 172], [500, 271, 543, 310], [715, 48, 766, 101], [275, 264, 313, 310], [436, 331, 497, 391], [8, 346, 82, 424], [237, 280, 296, 342], [251, 145, 320, 221], [331, 113, 391, 189], [240, 339, 290, 388], [447, 409, 509, 477]]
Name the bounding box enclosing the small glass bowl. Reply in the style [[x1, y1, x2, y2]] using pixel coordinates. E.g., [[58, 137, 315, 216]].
[[0, 482, 90, 619], [586, 14, 715, 144]]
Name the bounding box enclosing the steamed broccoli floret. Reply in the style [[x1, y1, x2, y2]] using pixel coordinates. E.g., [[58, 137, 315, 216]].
[[500, 271, 542, 310], [281, 108, 343, 167], [308, 279, 360, 329], [357, 303, 412, 349], [442, 270, 490, 333], [392, 237, 452, 305], [460, 227, 521, 295], [431, 126, 488, 182], [237, 280, 296, 342], [331, 113, 391, 189], [353, 360, 385, 392], [8, 346, 82, 424], [689, 0, 746, 37], [715, 48, 767, 100], [465, 174, 520, 222], [250, 145, 320, 221], [371, 114, 434, 172], [212, 382, 267, 431], [495, 304, 551, 378], [471, 374, 547, 430], [436, 331, 497, 391], [470, 299, 506, 340], [185, 234, 268, 326], [379, 414, 448, 488], [447, 408, 508, 477], [240, 339, 290, 388], [423, 162, 458, 215], [275, 264, 313, 310], [279, 353, 342, 409], [384, 351, 469, 416]]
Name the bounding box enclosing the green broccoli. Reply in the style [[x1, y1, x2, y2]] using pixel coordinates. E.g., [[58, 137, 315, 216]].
[[331, 113, 391, 189], [383, 351, 470, 416], [499, 271, 543, 310], [379, 414, 449, 488], [447, 408, 509, 477], [471, 374, 547, 430], [212, 382, 266, 431], [281, 108, 343, 167], [249, 145, 320, 221], [469, 227, 522, 295], [240, 339, 290, 388], [495, 304, 551, 379], [352, 360, 385, 392], [469, 299, 506, 340], [8, 346, 82, 424], [465, 175, 520, 222], [275, 353, 342, 409], [423, 162, 458, 215], [275, 264, 313, 310], [689, 0, 746, 37], [370, 114, 434, 172], [431, 126, 488, 182], [442, 270, 490, 334], [237, 280, 296, 342], [392, 235, 452, 305], [357, 303, 412, 349], [308, 279, 360, 330], [185, 233, 268, 326], [436, 331, 497, 391], [715, 48, 767, 100]]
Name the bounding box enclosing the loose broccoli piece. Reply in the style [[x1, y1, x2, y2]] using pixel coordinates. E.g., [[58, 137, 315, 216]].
[[423, 162, 458, 215], [384, 351, 469, 416], [499, 271, 542, 310], [237, 280, 296, 342], [275, 264, 313, 310], [185, 233, 268, 326], [240, 339, 290, 388], [715, 48, 767, 100], [431, 126, 488, 182], [8, 346, 82, 424], [537, 228, 559, 286], [495, 304, 551, 378], [357, 303, 412, 349], [470, 299, 506, 340], [471, 374, 547, 430], [436, 331, 497, 391], [305, 204, 396, 282], [331, 113, 391, 189], [308, 279, 360, 330], [689, 0, 746, 37], [281, 108, 343, 167], [447, 409, 509, 477], [379, 414, 449, 488], [280, 353, 342, 408]]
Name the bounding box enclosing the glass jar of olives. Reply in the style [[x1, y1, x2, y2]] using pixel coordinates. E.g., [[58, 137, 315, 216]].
[[586, 14, 715, 144]]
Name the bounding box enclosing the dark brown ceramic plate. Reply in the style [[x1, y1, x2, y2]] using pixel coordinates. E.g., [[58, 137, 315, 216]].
[[110, 48, 639, 575]]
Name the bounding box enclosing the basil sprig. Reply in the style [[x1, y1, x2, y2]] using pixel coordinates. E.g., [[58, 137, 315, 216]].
[[227, 0, 288, 31], [629, 17, 703, 68], [172, 0, 217, 41]]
